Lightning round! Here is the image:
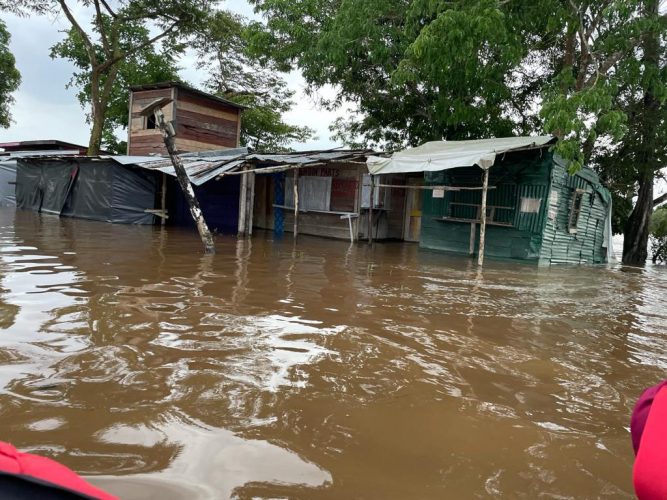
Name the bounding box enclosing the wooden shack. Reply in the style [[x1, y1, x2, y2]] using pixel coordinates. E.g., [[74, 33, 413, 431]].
[[251, 162, 413, 242], [127, 82, 244, 156], [368, 136, 614, 265]]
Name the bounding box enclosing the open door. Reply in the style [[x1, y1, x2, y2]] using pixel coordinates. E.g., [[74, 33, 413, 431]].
[[403, 177, 423, 242]]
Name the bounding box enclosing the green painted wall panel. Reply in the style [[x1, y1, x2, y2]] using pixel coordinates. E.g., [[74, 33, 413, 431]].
[[538, 155, 610, 265], [421, 149, 611, 265]]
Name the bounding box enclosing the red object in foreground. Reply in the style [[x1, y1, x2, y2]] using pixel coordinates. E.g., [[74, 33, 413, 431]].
[[633, 382, 667, 500], [0, 441, 116, 499]]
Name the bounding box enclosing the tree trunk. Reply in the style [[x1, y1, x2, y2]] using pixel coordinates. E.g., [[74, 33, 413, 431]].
[[623, 170, 653, 265], [621, 0, 660, 266], [88, 69, 105, 156]]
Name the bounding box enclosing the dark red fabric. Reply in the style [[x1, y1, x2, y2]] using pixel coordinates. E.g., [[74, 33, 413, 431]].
[[633, 384, 667, 500], [0, 442, 116, 499]]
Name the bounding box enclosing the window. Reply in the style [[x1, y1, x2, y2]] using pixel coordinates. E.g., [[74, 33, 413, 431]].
[[284, 176, 332, 211], [568, 189, 585, 233], [548, 190, 559, 220], [361, 174, 389, 209], [520, 197, 541, 213], [145, 114, 157, 130]]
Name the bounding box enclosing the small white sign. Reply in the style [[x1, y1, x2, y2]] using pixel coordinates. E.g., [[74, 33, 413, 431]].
[[432, 188, 445, 199]]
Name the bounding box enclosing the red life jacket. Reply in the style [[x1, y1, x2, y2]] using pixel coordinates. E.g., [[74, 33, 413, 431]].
[[633, 384, 667, 499], [0, 441, 116, 499]]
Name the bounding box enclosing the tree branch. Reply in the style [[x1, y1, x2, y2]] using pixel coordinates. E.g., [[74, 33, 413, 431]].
[[57, 0, 99, 67], [99, 0, 117, 18], [93, 0, 111, 55], [98, 21, 179, 72], [654, 192, 667, 206]]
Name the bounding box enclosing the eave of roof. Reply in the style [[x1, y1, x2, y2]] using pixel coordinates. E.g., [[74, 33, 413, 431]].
[[129, 81, 247, 110]]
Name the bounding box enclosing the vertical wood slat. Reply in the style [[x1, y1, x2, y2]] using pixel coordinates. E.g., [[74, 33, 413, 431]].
[[478, 168, 490, 266]]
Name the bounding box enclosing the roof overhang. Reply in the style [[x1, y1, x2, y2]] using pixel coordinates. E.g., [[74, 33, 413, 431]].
[[366, 135, 556, 175]]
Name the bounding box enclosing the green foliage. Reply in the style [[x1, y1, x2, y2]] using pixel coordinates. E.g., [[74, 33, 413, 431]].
[[51, 19, 180, 154], [0, 19, 21, 129], [250, 0, 666, 264], [31, 0, 213, 154], [194, 10, 315, 152], [650, 207, 667, 263]]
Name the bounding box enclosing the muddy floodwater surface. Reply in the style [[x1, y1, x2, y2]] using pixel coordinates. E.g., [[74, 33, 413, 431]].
[[0, 209, 665, 499]]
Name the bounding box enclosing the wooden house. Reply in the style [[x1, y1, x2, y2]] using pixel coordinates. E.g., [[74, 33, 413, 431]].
[[250, 160, 416, 242], [128, 82, 244, 156], [367, 136, 613, 265]]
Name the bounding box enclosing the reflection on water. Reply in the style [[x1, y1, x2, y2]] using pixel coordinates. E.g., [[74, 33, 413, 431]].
[[0, 208, 665, 498]]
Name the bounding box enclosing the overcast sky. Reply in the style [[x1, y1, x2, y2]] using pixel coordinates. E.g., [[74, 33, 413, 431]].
[[0, 1, 345, 150]]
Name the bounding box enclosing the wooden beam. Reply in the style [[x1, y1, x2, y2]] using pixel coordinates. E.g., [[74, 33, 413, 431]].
[[368, 174, 374, 244], [293, 170, 299, 239], [160, 172, 167, 227], [238, 165, 248, 237], [469, 222, 476, 255], [247, 170, 255, 236], [477, 168, 490, 266]]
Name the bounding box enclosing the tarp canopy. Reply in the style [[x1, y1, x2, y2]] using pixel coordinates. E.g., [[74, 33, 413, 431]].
[[366, 136, 556, 174]]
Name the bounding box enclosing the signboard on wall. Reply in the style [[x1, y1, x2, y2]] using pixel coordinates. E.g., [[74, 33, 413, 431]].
[[331, 178, 357, 212]]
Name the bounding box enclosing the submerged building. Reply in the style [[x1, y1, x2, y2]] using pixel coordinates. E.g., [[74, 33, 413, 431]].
[[367, 136, 613, 265]]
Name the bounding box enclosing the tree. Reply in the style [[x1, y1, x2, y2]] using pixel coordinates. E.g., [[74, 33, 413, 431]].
[[51, 20, 181, 153], [650, 206, 667, 263], [194, 11, 315, 152], [249, 0, 666, 264], [0, 19, 21, 129], [25, 0, 212, 155]]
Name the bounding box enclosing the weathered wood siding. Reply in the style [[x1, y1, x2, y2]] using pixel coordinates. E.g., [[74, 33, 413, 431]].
[[538, 156, 609, 265], [128, 86, 242, 155], [127, 88, 174, 156], [173, 88, 241, 152]]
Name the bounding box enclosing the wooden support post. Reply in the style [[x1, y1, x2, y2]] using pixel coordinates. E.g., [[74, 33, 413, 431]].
[[469, 222, 476, 255], [247, 171, 255, 236], [160, 172, 167, 226], [368, 175, 374, 244], [477, 168, 490, 266], [293, 170, 299, 239], [145, 99, 214, 254], [238, 166, 248, 237]]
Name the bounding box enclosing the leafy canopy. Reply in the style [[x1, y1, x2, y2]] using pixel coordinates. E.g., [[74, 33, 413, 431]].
[[194, 10, 315, 152], [51, 18, 181, 153], [0, 19, 21, 129]]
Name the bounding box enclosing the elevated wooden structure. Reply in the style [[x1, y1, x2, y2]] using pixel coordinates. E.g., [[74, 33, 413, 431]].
[[127, 82, 244, 156]]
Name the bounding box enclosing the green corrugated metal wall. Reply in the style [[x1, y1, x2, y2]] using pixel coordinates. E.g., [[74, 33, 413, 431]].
[[538, 155, 609, 265], [421, 149, 551, 261], [419, 150, 611, 265]]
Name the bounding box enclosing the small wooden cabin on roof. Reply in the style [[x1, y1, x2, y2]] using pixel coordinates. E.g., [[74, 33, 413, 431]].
[[128, 82, 244, 156], [367, 136, 613, 265]]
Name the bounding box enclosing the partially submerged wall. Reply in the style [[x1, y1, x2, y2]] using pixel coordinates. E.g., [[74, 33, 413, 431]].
[[538, 156, 610, 265], [420, 150, 552, 261]]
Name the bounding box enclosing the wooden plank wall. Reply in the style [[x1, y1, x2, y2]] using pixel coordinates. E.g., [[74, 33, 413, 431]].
[[128, 86, 241, 155], [173, 88, 240, 152], [128, 88, 174, 156]]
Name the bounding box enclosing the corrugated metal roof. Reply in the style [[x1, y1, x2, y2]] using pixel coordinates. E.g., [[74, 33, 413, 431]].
[[17, 148, 376, 187], [119, 148, 373, 185]]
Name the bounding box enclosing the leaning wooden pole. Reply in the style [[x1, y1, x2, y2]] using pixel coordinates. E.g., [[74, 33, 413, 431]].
[[477, 168, 490, 266], [143, 98, 215, 254]]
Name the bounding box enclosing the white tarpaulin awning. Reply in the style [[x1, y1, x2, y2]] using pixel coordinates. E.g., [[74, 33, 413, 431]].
[[366, 135, 555, 174]]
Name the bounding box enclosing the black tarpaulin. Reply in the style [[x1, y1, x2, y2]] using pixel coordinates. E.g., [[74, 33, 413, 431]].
[[16, 159, 78, 215], [16, 158, 158, 224]]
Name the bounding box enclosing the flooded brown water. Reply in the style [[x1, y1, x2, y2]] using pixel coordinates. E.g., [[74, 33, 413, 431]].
[[0, 208, 666, 499]]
